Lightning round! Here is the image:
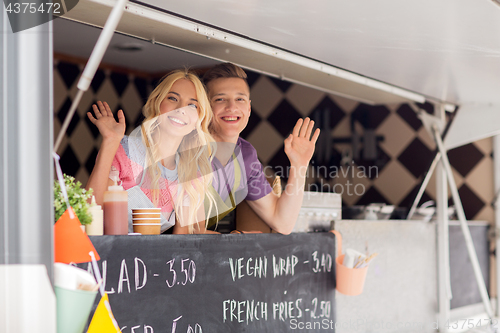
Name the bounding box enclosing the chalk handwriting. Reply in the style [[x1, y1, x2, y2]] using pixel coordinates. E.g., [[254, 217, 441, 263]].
[[120, 325, 154, 332], [222, 299, 268, 324], [311, 251, 332, 273], [228, 256, 267, 281], [166, 258, 196, 288], [272, 255, 298, 277]]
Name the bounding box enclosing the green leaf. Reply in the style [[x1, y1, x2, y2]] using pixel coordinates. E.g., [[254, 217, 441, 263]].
[[54, 174, 93, 225]]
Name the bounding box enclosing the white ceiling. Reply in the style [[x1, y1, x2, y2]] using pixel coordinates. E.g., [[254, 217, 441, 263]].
[[140, 0, 500, 105], [57, 0, 500, 106], [53, 19, 220, 73]]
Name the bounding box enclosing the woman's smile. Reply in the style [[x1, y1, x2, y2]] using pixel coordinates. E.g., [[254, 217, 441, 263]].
[[168, 115, 188, 126]]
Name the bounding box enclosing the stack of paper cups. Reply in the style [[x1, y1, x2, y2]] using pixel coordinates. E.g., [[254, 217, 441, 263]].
[[132, 208, 161, 235]]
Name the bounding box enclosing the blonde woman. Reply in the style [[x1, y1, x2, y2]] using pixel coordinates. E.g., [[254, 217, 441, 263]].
[[86, 69, 215, 234]]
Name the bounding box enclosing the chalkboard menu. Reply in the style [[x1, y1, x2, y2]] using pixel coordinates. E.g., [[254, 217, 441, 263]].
[[79, 233, 336, 332]]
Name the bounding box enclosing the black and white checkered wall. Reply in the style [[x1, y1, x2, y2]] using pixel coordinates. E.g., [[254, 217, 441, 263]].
[[54, 58, 495, 223], [54, 58, 151, 183]]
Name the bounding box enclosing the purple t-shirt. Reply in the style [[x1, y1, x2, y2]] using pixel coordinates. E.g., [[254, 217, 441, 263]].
[[211, 137, 272, 204]]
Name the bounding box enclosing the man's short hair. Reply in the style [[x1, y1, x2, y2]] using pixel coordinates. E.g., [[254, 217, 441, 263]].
[[202, 62, 248, 88]]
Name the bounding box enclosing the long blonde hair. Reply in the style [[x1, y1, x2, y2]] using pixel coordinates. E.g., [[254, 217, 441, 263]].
[[141, 69, 216, 233]]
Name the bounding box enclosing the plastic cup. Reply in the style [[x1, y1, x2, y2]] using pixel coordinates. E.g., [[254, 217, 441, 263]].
[[330, 229, 369, 296], [55, 286, 97, 333], [133, 223, 161, 235], [335, 254, 368, 296]]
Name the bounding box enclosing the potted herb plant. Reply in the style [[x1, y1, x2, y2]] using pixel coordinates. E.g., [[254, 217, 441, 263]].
[[54, 174, 93, 227]]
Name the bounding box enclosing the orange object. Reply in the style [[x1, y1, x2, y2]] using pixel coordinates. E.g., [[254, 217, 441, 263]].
[[330, 230, 368, 296], [132, 223, 161, 235], [132, 218, 161, 224], [54, 207, 100, 263], [103, 183, 128, 235], [132, 208, 161, 214], [132, 213, 161, 218]]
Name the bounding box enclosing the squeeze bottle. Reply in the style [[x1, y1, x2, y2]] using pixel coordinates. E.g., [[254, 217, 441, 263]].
[[103, 177, 128, 235], [86, 196, 103, 235]]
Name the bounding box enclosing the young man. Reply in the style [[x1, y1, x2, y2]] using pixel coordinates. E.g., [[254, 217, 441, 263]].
[[203, 63, 320, 235]]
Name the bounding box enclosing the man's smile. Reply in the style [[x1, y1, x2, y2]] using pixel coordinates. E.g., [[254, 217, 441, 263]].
[[221, 116, 241, 122]]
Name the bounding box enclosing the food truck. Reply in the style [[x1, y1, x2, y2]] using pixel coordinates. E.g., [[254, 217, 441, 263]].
[[2, 0, 500, 332]]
